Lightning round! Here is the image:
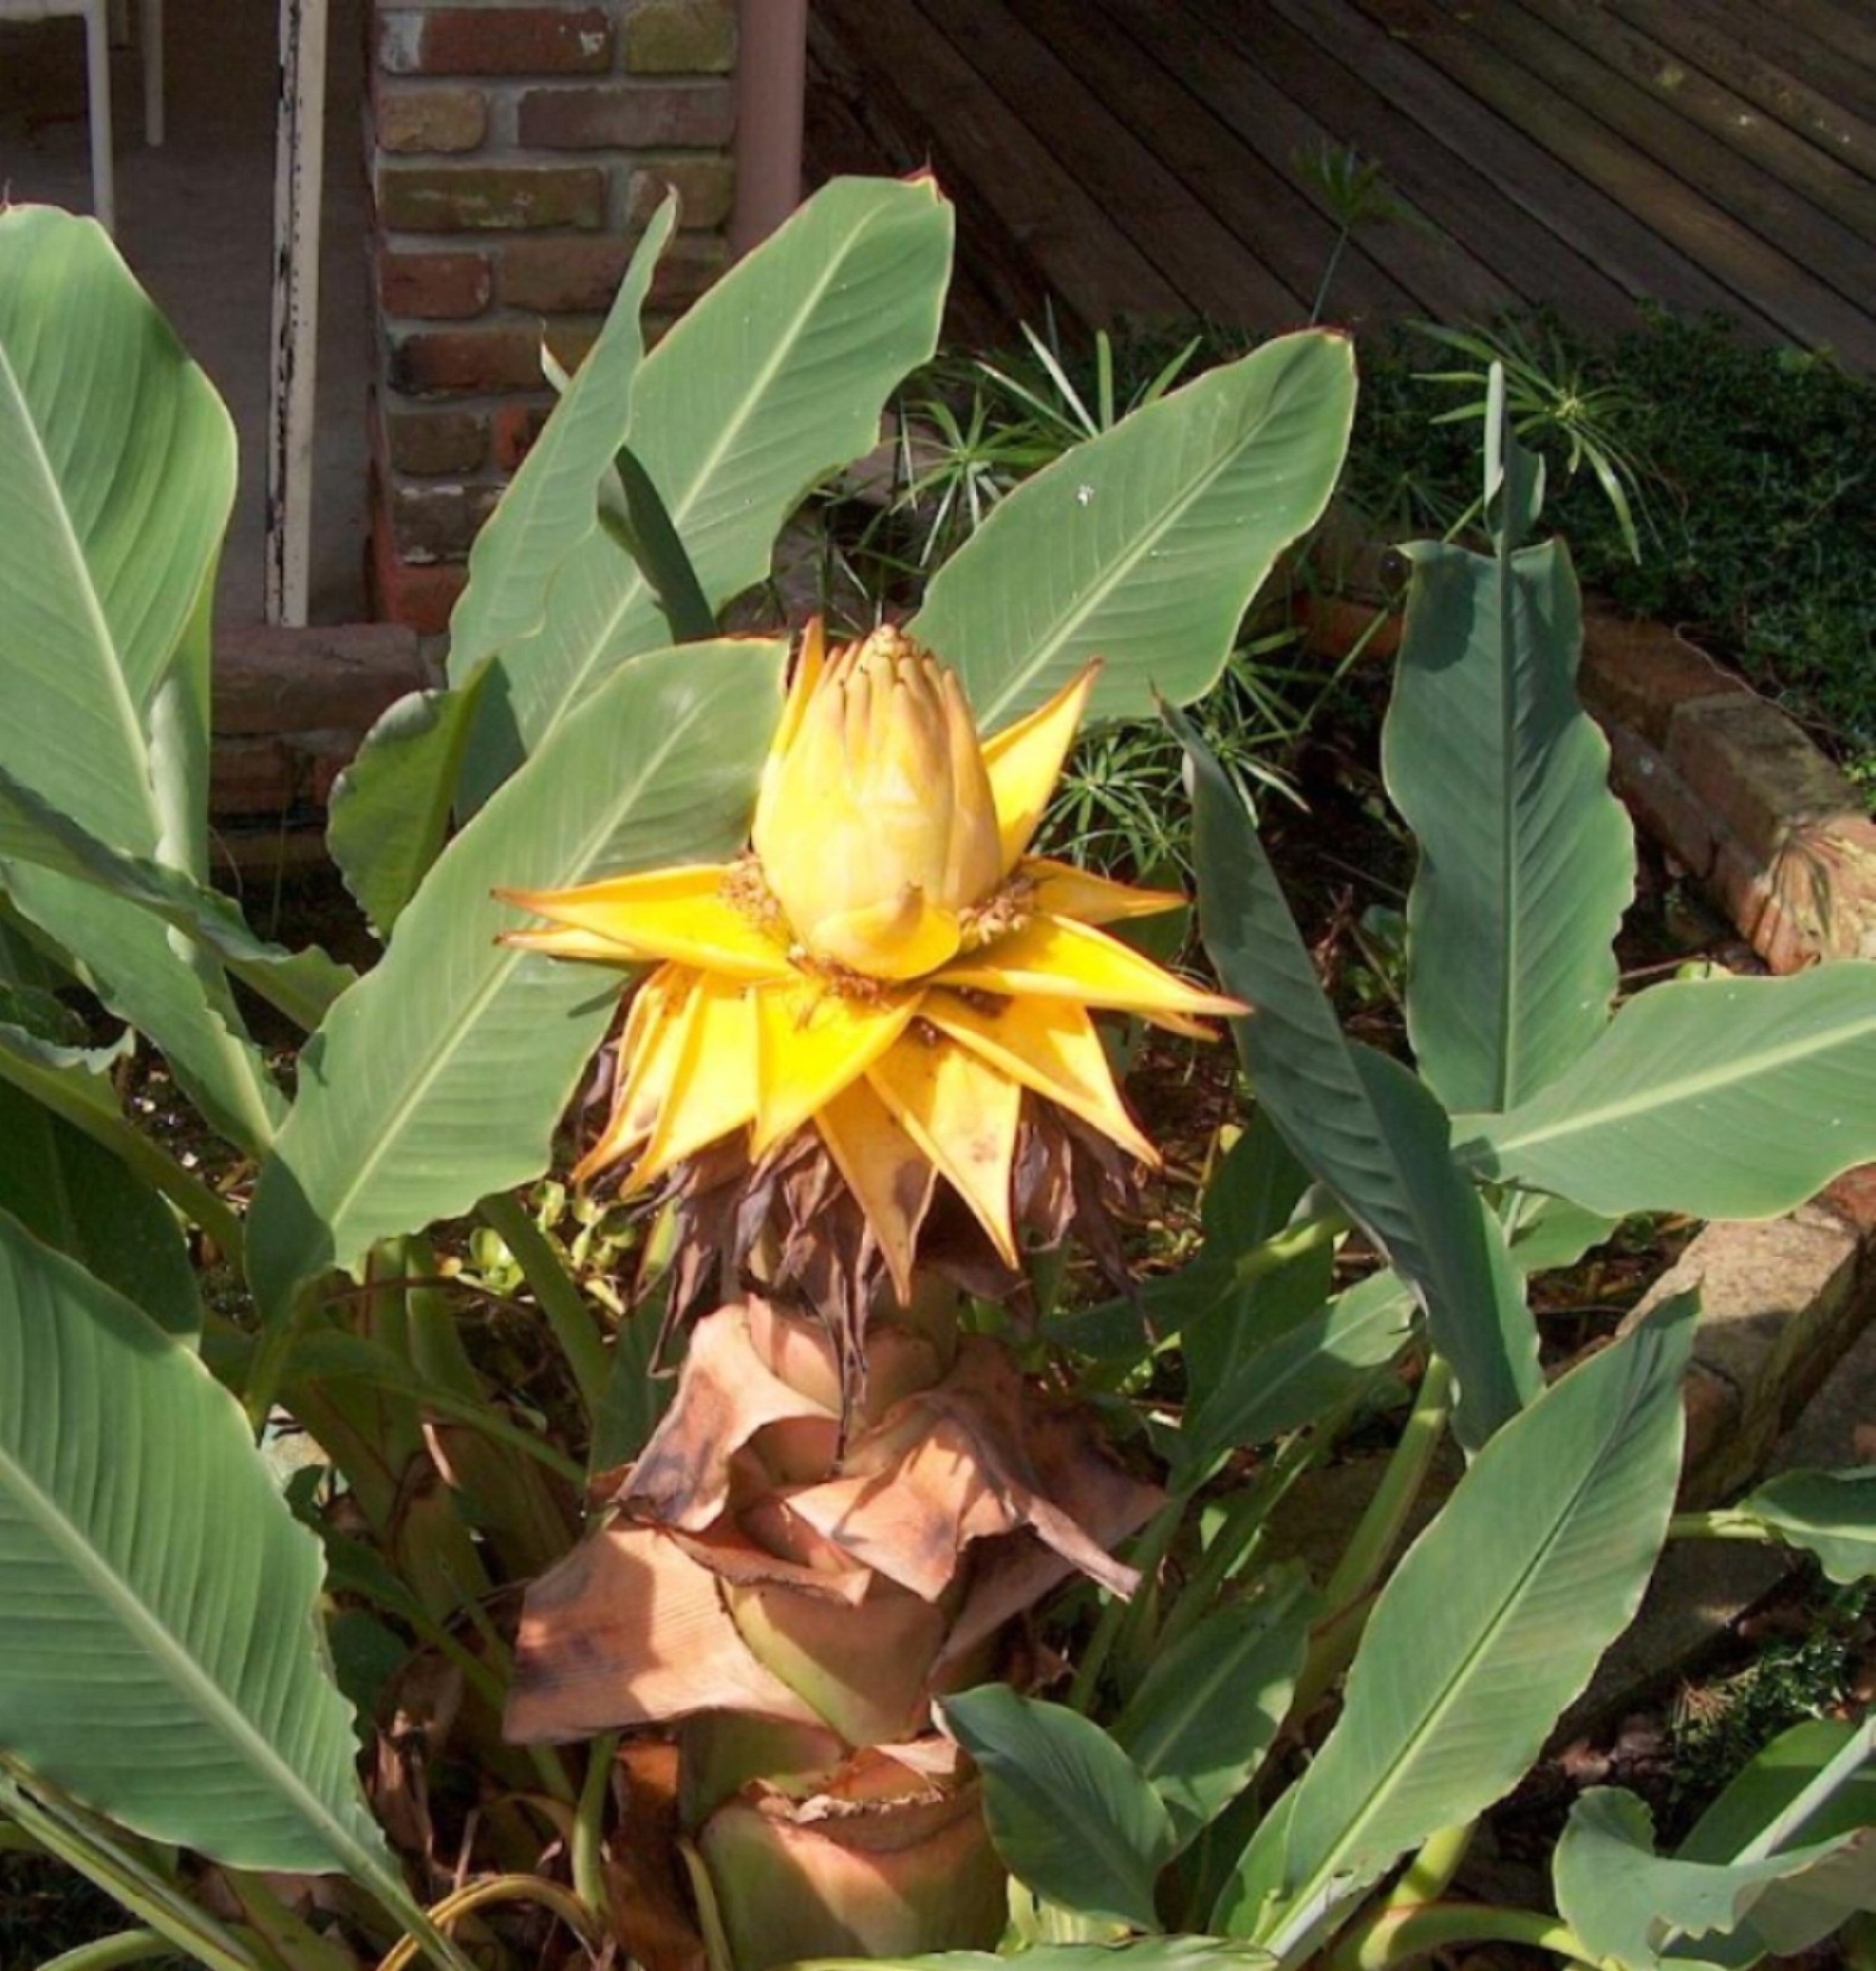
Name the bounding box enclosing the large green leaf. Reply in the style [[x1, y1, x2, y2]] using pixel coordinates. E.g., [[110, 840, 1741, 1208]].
[[327, 666, 494, 939], [940, 1684, 1177, 1930], [0, 207, 279, 1148], [1179, 709, 1538, 1452], [1174, 1269, 1415, 1489], [1217, 1297, 1697, 1955], [248, 639, 787, 1323], [914, 332, 1355, 731], [0, 1078, 200, 1341], [1383, 536, 1632, 1113], [1681, 1717, 1876, 1864], [1458, 966, 1876, 1219], [1113, 1568, 1318, 1851], [448, 197, 675, 680], [1726, 1469, 1876, 1585], [453, 177, 951, 806], [1555, 1786, 1874, 1969], [0, 1208, 386, 1876]]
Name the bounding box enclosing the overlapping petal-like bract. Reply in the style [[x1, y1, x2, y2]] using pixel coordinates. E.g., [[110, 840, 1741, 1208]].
[[501, 622, 1239, 1297]]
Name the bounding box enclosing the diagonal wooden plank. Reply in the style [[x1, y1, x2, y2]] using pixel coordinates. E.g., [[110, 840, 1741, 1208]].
[[1393, 0, 1876, 362], [1248, 0, 1764, 332], [805, 9, 1049, 343], [1020, 0, 1427, 324], [1429, 0, 1876, 316], [816, 0, 1183, 327], [915, 0, 1305, 322], [1078, 0, 1519, 325], [1520, 0, 1876, 236], [1635, 0, 1876, 133], [1604, 0, 1876, 175]]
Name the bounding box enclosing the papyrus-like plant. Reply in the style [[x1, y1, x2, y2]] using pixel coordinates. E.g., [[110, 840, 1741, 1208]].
[[0, 182, 1871, 1971]]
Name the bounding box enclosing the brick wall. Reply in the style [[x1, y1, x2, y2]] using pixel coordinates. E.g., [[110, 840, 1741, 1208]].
[[368, 0, 737, 632]]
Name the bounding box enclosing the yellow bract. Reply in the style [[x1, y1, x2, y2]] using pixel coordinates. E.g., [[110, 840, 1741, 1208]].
[[500, 622, 1241, 1299]]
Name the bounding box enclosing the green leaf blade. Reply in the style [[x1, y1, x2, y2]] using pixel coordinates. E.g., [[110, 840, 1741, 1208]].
[[940, 1685, 1178, 1930], [916, 331, 1356, 731], [1460, 966, 1876, 1219], [0, 1210, 385, 1874], [1179, 709, 1539, 1451], [447, 197, 676, 681], [1219, 1299, 1698, 1950], [1383, 537, 1632, 1113], [454, 177, 951, 805], [248, 638, 787, 1322]]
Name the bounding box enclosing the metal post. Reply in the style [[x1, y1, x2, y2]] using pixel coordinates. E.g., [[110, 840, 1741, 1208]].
[[266, 0, 327, 627], [729, 0, 807, 259]]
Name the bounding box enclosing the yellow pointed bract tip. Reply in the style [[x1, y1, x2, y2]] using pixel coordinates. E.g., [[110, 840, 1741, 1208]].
[[980, 664, 1099, 874]]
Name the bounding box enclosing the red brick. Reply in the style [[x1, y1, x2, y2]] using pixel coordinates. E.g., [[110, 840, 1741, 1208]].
[[1667, 695, 1864, 865], [391, 482, 503, 563], [1580, 610, 1750, 750], [1709, 838, 1814, 976], [375, 83, 488, 154], [1604, 726, 1715, 881], [386, 407, 489, 475], [390, 327, 549, 395], [517, 80, 735, 149], [543, 320, 604, 373], [500, 237, 630, 313], [493, 404, 551, 471], [209, 738, 299, 816], [371, 501, 470, 635], [624, 0, 737, 74], [379, 7, 613, 77], [213, 621, 430, 736], [378, 164, 606, 232], [649, 231, 727, 307], [379, 248, 492, 320], [626, 154, 735, 230]]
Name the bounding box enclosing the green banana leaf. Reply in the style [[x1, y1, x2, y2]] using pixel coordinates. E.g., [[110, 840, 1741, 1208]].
[[247, 639, 786, 1324], [1218, 1296, 1697, 1955], [451, 176, 951, 806], [1458, 965, 1876, 1219], [916, 331, 1355, 731], [1383, 533, 1632, 1113]]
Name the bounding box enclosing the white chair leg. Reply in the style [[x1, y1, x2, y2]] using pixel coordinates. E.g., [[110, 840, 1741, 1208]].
[[83, 1, 115, 233], [140, 0, 160, 145]]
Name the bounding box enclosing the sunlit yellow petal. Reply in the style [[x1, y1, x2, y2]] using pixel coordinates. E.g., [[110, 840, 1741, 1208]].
[[499, 866, 790, 982], [1023, 856, 1188, 927], [980, 664, 1098, 873], [752, 617, 828, 847], [933, 914, 1244, 1022], [809, 891, 962, 981], [867, 1035, 1022, 1267], [629, 971, 763, 1191], [502, 924, 644, 965], [923, 990, 1157, 1167], [815, 1079, 937, 1308], [574, 964, 694, 1184], [750, 976, 922, 1157]]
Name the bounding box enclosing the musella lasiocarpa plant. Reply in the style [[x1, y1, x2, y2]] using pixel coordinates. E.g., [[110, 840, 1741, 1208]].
[[1, 182, 1871, 1971]]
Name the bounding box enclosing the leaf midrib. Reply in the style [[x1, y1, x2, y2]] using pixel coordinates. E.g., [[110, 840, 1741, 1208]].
[[1285, 1352, 1662, 1920], [298, 690, 722, 1252], [957, 363, 1324, 729], [1481, 994, 1876, 1164], [0, 1371, 366, 1872], [523, 204, 897, 759]]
